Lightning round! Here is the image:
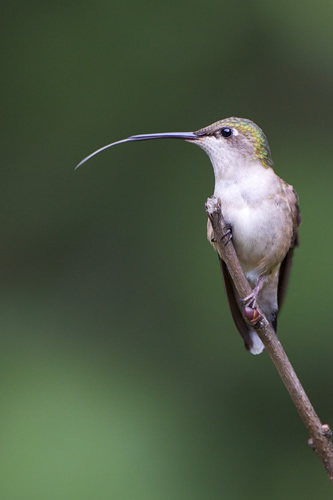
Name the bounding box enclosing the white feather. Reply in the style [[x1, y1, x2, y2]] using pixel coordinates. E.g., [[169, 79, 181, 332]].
[[249, 331, 265, 355]]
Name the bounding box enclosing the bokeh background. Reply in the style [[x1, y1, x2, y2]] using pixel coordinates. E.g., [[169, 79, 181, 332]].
[[2, 1, 333, 498]]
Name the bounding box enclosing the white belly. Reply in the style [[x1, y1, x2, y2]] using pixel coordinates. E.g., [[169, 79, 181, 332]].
[[208, 182, 293, 281]]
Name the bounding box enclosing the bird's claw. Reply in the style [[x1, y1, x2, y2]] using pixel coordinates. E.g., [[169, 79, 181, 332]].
[[241, 277, 265, 310], [241, 292, 258, 309], [241, 279, 265, 326], [221, 224, 232, 246]]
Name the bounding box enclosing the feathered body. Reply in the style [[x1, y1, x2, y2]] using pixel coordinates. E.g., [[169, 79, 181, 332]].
[[76, 116, 300, 355], [196, 118, 300, 354]]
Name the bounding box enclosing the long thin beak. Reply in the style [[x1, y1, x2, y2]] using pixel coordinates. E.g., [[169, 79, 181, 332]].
[[75, 131, 200, 170]]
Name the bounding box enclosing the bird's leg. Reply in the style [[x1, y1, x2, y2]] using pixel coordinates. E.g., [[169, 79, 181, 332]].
[[241, 276, 266, 308], [241, 277, 266, 325], [211, 223, 232, 245]]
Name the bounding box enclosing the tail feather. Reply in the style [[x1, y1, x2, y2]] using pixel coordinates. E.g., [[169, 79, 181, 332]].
[[248, 331, 265, 355]]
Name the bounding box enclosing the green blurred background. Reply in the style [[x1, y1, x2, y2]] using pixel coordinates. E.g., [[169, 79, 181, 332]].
[[2, 1, 333, 498]]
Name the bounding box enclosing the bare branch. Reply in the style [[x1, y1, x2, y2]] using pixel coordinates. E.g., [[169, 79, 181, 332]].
[[205, 196, 333, 483]]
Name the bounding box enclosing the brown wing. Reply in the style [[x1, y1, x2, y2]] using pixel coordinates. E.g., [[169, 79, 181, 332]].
[[218, 256, 253, 352], [278, 192, 301, 309]]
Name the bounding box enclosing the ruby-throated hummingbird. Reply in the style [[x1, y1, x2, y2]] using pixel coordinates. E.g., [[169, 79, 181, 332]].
[[76, 117, 300, 355]]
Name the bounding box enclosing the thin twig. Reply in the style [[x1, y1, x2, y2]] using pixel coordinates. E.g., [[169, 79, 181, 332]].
[[205, 196, 333, 483]]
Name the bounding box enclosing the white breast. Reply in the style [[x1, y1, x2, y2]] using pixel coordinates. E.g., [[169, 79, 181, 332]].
[[211, 165, 292, 281]]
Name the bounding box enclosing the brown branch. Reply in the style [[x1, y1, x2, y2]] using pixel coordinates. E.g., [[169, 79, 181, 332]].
[[205, 195, 333, 483]]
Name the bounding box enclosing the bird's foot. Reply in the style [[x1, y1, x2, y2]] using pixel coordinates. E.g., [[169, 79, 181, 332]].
[[221, 223, 232, 245], [241, 291, 258, 309], [241, 277, 265, 309], [212, 224, 232, 245], [241, 278, 266, 325], [206, 197, 233, 246]]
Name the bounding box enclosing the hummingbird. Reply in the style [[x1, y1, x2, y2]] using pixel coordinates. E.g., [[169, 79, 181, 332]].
[[76, 117, 300, 355]]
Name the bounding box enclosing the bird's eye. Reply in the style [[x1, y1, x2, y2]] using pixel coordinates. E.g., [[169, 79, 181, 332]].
[[220, 127, 233, 138]]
